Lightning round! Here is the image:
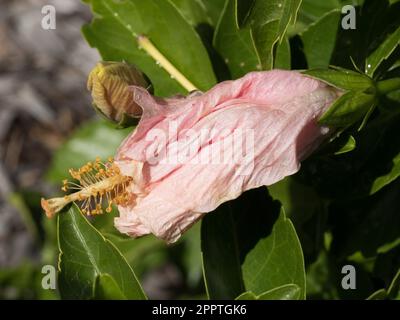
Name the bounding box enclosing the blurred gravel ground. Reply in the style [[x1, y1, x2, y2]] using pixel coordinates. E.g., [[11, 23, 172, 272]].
[[0, 0, 99, 268]]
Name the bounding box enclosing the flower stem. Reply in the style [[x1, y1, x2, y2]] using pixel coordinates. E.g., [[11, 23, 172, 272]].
[[137, 35, 197, 92], [376, 78, 400, 95]]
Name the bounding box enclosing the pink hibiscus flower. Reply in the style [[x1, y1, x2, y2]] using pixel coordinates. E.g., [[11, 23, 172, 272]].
[[112, 70, 340, 243]]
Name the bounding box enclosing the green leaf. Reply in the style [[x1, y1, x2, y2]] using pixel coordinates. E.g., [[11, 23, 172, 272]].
[[387, 269, 400, 299], [377, 238, 400, 255], [366, 25, 400, 76], [319, 90, 376, 126], [235, 291, 258, 300], [236, 284, 300, 300], [248, 0, 302, 70], [366, 268, 400, 300], [83, 0, 216, 96], [297, 0, 341, 25], [300, 10, 341, 68], [171, 0, 226, 27], [213, 0, 260, 78], [94, 274, 127, 300], [334, 135, 356, 155], [257, 284, 301, 300], [201, 188, 306, 299], [58, 204, 146, 299], [47, 120, 130, 182], [274, 36, 291, 69], [303, 68, 374, 91], [370, 152, 400, 195], [104, 232, 167, 277], [367, 288, 387, 300]]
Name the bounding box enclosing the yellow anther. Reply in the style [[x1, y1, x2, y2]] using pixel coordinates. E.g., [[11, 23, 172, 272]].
[[42, 157, 132, 218]]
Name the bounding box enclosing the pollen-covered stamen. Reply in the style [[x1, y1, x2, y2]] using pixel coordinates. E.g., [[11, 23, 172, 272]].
[[41, 157, 132, 218]]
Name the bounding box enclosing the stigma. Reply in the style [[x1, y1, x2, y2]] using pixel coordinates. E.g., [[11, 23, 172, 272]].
[[41, 157, 132, 218]]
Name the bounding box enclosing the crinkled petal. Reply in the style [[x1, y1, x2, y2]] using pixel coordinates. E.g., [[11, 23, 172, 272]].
[[113, 70, 340, 243]]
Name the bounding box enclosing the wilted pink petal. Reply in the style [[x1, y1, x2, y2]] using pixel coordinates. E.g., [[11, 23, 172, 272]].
[[114, 70, 340, 243]]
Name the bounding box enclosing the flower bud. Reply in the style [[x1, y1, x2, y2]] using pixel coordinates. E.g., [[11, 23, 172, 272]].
[[87, 61, 151, 127]]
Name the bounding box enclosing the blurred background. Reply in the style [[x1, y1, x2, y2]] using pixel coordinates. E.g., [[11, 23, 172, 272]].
[[0, 0, 97, 299]]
